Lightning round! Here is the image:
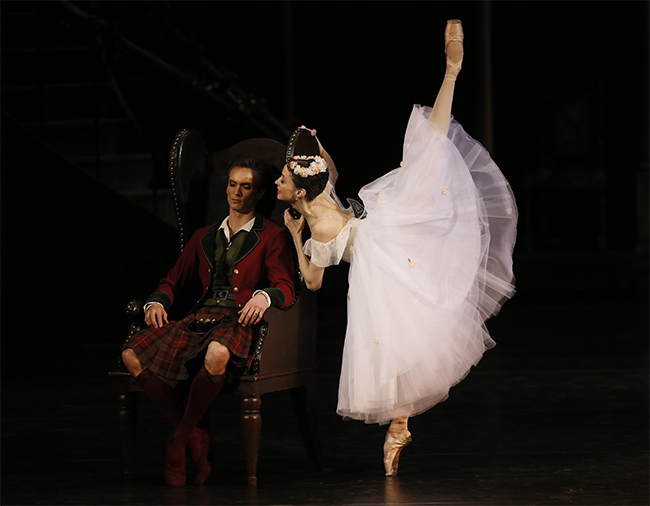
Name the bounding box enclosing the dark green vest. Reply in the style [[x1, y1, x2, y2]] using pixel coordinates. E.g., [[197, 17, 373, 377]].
[[203, 227, 248, 307]]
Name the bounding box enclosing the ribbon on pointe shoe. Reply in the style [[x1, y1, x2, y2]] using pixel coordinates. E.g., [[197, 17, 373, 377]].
[[444, 19, 464, 81]]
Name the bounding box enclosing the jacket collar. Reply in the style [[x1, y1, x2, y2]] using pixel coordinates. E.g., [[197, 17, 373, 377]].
[[201, 213, 266, 266]]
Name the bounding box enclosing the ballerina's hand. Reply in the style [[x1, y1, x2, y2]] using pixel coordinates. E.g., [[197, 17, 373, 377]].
[[283, 208, 305, 236], [299, 125, 317, 137], [300, 125, 327, 156]]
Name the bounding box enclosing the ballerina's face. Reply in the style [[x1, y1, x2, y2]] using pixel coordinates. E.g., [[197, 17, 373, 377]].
[[275, 165, 300, 203]]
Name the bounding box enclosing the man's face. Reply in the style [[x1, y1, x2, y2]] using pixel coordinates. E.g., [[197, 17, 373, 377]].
[[227, 166, 263, 214]]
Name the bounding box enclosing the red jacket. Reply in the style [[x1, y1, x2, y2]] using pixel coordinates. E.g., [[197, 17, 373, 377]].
[[147, 214, 296, 314]]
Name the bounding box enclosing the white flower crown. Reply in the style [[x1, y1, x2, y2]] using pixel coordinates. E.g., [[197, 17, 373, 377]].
[[289, 155, 328, 178]]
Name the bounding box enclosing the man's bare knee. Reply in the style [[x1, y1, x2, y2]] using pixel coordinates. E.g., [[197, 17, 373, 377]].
[[205, 342, 230, 376], [122, 348, 144, 377]]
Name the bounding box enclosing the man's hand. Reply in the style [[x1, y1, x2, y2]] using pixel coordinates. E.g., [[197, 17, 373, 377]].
[[145, 303, 169, 328], [238, 292, 269, 327]]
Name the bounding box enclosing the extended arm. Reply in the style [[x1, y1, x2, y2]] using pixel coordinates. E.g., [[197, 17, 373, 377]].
[[299, 126, 339, 187], [319, 143, 338, 187]]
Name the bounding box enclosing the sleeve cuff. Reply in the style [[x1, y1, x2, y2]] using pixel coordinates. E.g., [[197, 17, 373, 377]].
[[145, 291, 172, 311], [253, 290, 272, 308], [143, 301, 163, 312]]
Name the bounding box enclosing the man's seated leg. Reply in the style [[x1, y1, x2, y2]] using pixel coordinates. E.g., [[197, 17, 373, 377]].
[[121, 348, 144, 377], [166, 341, 229, 486], [204, 341, 231, 377], [121, 348, 184, 427]]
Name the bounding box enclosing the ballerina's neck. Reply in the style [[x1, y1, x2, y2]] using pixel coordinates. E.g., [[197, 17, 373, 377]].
[[297, 192, 345, 222]]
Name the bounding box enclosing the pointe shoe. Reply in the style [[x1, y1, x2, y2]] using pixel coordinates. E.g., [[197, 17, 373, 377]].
[[383, 429, 412, 476], [164, 436, 187, 487], [187, 427, 212, 485], [444, 19, 464, 81]]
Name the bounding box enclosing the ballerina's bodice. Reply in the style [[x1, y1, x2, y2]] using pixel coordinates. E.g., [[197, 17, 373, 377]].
[[303, 215, 360, 267]]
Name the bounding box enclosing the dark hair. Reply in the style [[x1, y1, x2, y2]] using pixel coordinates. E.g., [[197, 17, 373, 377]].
[[289, 160, 329, 201], [285, 128, 329, 201], [228, 155, 275, 191], [228, 154, 279, 216]]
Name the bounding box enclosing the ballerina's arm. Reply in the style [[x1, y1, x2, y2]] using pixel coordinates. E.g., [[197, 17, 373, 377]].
[[283, 209, 326, 291], [300, 126, 339, 186], [319, 143, 338, 187]]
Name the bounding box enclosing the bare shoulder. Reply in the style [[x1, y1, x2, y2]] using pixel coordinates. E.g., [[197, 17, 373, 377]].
[[310, 216, 348, 244]]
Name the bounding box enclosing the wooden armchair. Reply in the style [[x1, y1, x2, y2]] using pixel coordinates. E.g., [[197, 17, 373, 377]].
[[109, 129, 321, 485]]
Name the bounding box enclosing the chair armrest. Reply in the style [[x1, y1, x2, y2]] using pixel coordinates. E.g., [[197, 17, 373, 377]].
[[125, 300, 145, 337], [254, 288, 318, 377], [126, 299, 144, 318], [113, 300, 145, 372]]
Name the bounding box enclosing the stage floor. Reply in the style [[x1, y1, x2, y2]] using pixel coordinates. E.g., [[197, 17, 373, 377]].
[[2, 284, 648, 505]]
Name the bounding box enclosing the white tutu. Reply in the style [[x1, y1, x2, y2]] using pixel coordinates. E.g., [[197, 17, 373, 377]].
[[305, 105, 517, 424]]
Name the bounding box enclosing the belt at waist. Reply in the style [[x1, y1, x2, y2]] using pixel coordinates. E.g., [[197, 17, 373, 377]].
[[203, 289, 236, 307]]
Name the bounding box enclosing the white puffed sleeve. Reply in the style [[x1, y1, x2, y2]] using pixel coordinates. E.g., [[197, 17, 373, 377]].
[[303, 220, 359, 268]]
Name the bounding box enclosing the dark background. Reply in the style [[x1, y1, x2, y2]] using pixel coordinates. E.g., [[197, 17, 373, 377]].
[[2, 1, 648, 343], [1, 2, 648, 504]]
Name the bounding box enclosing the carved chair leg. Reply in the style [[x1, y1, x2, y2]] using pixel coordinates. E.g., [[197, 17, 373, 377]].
[[240, 395, 262, 485], [116, 392, 137, 479], [290, 376, 322, 470]]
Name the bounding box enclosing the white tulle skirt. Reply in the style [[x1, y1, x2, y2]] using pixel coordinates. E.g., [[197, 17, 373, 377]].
[[337, 105, 518, 424]]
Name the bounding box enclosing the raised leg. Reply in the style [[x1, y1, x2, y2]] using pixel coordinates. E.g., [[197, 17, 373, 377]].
[[429, 19, 464, 135], [240, 395, 262, 485]]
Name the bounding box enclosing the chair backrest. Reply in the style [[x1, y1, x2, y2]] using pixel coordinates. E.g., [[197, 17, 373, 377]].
[[169, 129, 290, 251]]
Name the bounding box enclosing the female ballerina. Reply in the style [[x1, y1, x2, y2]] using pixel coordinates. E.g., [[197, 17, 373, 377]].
[[275, 19, 517, 476]]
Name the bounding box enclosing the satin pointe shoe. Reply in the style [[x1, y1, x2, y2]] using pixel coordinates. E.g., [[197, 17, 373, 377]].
[[163, 436, 187, 487], [187, 427, 212, 485], [383, 429, 412, 476], [444, 19, 464, 81]]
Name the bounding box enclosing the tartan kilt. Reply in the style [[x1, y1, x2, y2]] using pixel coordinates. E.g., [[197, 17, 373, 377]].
[[123, 306, 255, 382]]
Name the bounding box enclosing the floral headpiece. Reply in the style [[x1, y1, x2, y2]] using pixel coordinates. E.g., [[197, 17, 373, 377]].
[[289, 155, 328, 178]]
